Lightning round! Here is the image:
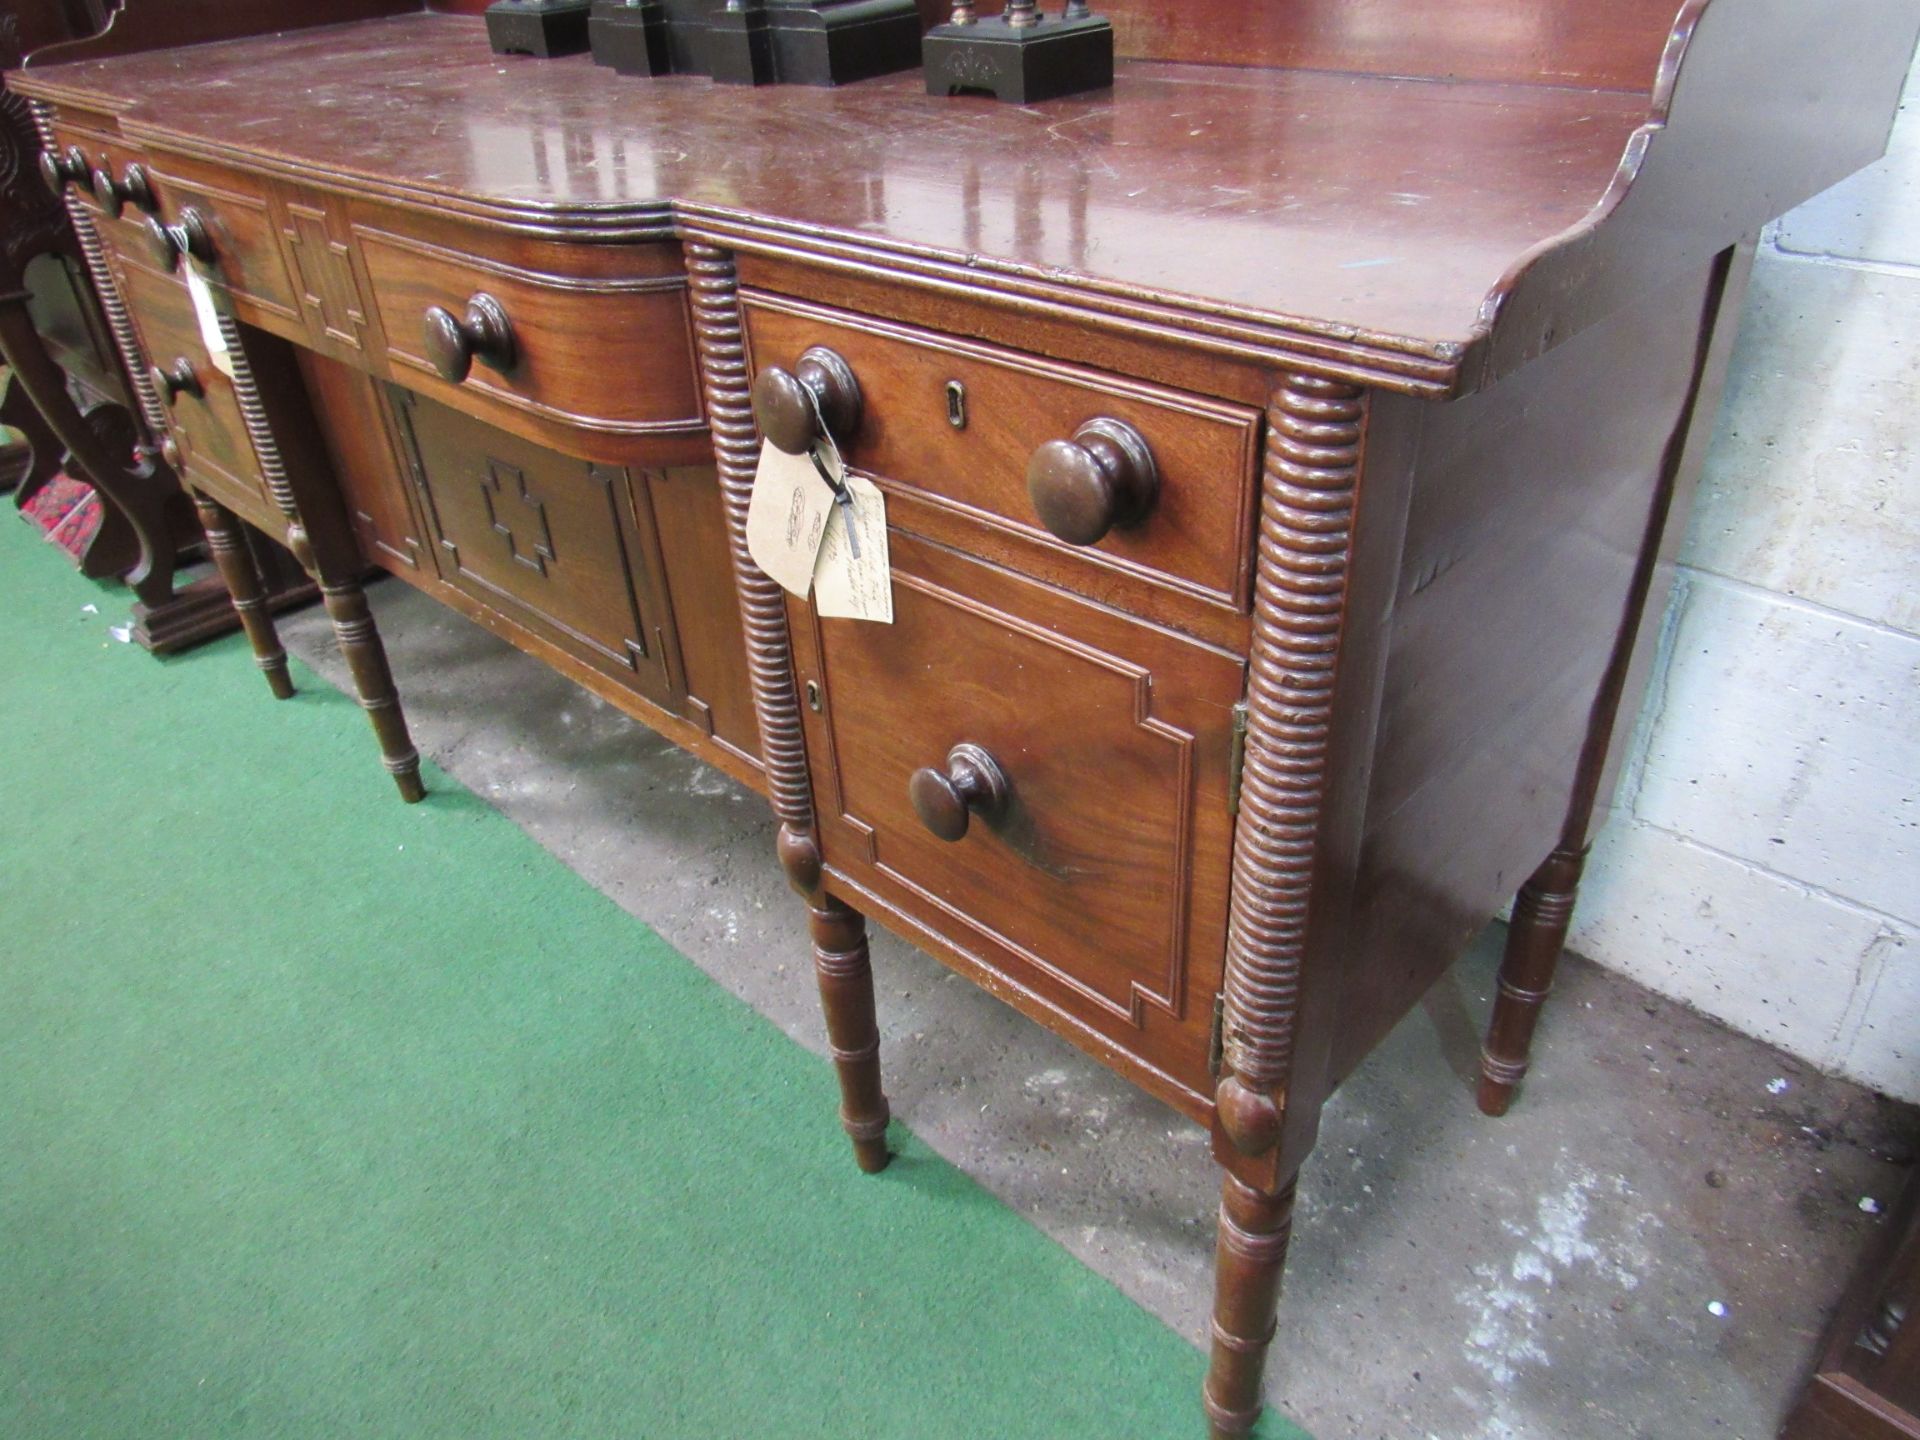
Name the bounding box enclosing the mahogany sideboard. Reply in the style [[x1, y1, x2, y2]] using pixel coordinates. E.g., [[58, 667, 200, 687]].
[[14, 2, 1917, 1432]]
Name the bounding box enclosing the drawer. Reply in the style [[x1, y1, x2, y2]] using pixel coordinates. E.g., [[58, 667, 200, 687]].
[[386, 387, 679, 708], [139, 157, 304, 328], [113, 261, 271, 522], [790, 531, 1243, 1111], [742, 293, 1263, 618], [355, 216, 706, 464]]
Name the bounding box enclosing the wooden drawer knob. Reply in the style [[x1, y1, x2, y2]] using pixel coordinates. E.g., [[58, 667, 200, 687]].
[[423, 294, 517, 384], [1026, 417, 1158, 546], [909, 742, 1010, 842], [143, 208, 215, 271], [148, 357, 202, 404], [90, 163, 155, 219], [751, 345, 862, 454], [38, 146, 88, 195]]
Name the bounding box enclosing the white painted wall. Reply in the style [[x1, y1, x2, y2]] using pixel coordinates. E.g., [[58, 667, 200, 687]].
[[1572, 64, 1920, 1102]]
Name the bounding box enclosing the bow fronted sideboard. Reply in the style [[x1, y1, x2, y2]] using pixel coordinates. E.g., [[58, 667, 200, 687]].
[[14, 1, 1916, 1429]]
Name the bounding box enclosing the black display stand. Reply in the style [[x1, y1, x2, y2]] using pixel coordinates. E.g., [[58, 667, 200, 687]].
[[585, 0, 922, 86], [485, 0, 595, 56], [923, 3, 1114, 103]]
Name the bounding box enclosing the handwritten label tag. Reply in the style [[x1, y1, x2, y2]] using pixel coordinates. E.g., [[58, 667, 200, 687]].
[[185, 269, 236, 380], [745, 441, 834, 597], [813, 473, 892, 623]]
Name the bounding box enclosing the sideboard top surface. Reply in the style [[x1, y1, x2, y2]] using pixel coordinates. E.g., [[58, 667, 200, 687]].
[[15, 4, 1918, 392]]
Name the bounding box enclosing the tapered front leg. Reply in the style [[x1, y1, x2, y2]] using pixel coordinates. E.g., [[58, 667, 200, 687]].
[[1477, 845, 1588, 1116], [191, 492, 294, 700], [317, 571, 424, 804], [1203, 1171, 1299, 1439], [807, 894, 892, 1174]]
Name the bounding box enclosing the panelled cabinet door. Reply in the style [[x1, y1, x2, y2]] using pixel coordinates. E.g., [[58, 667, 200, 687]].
[[112, 260, 273, 522], [386, 386, 679, 709], [790, 529, 1242, 1115]]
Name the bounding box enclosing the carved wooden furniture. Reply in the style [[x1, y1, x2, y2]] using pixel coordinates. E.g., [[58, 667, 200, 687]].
[[1782, 1165, 1920, 1440], [0, 0, 322, 652], [14, 3, 1916, 1432]]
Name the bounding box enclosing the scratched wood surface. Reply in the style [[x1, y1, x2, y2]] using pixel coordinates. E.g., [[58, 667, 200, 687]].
[[15, 14, 1648, 359]]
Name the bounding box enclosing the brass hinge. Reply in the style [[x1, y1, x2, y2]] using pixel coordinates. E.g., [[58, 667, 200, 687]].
[[1227, 701, 1250, 816], [1208, 993, 1227, 1077]]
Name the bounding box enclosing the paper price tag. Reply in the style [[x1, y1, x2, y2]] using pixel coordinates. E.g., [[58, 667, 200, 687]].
[[745, 441, 835, 597], [813, 473, 892, 623], [185, 269, 236, 380]]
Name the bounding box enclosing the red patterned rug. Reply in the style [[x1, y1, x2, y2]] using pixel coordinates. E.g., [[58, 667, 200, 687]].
[[19, 472, 104, 563]]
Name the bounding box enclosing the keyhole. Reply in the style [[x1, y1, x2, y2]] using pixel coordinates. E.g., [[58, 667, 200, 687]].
[[805, 680, 823, 713], [945, 379, 967, 430]]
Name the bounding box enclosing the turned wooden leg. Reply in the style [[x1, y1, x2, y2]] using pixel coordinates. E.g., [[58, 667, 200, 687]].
[[1203, 1171, 1298, 1439], [807, 895, 891, 1174], [318, 573, 425, 804], [1477, 845, 1588, 1116], [191, 493, 294, 700]]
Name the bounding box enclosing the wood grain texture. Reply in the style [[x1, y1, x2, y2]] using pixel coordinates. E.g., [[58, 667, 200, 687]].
[[357, 221, 704, 448], [1333, 256, 1732, 1090], [109, 259, 274, 526], [0, 15, 1647, 390], [386, 387, 680, 707], [741, 291, 1263, 621], [648, 464, 762, 769], [18, 3, 1914, 394], [790, 527, 1240, 1119]]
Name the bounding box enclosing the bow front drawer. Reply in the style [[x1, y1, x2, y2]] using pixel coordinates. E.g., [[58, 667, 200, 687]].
[[354, 218, 707, 466]]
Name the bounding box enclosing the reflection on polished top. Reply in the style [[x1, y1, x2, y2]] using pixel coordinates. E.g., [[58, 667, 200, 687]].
[[20, 13, 1652, 371]]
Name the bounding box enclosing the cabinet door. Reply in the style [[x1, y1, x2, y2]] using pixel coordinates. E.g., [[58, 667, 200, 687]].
[[790, 530, 1242, 1115], [388, 386, 678, 708]]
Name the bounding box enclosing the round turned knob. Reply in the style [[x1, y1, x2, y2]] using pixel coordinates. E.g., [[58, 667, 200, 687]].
[[38, 145, 88, 195], [422, 294, 516, 384], [143, 208, 215, 271], [909, 742, 1010, 843], [1026, 417, 1159, 546], [90, 163, 154, 219], [148, 357, 202, 403], [159, 434, 183, 471], [750, 346, 862, 455]]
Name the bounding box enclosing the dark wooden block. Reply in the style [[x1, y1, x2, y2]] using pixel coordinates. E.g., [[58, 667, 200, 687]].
[[765, 0, 923, 86], [923, 12, 1112, 104], [484, 0, 593, 56], [589, 0, 671, 74], [705, 2, 777, 85]]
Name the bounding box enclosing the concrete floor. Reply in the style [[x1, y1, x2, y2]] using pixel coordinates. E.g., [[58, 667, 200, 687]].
[[271, 578, 1915, 1440]]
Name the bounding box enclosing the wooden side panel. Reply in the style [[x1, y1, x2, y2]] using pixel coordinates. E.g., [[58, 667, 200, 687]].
[[648, 464, 761, 770], [1332, 259, 1726, 1082], [294, 349, 428, 575]]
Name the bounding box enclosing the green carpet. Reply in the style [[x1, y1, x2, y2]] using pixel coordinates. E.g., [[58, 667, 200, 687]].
[[0, 517, 1305, 1440]]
